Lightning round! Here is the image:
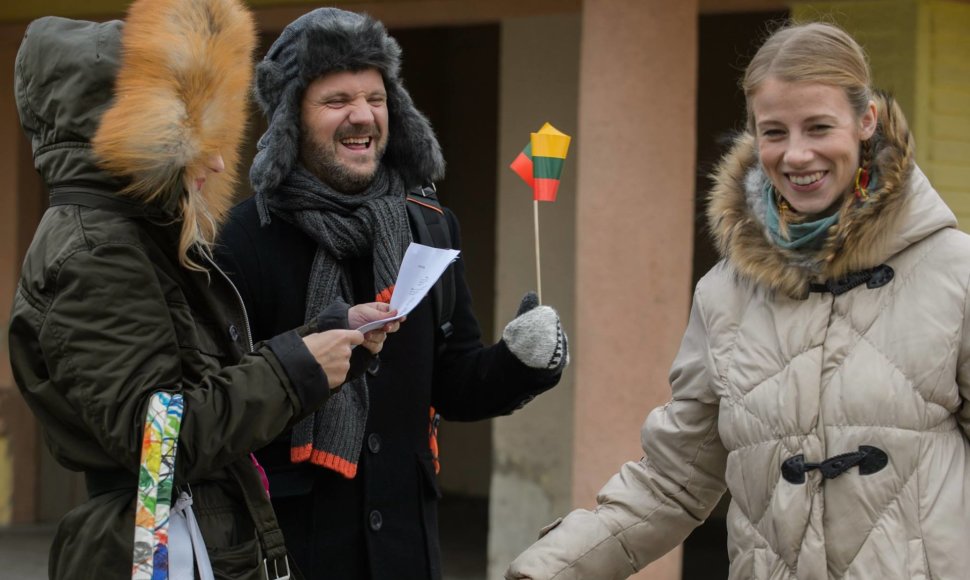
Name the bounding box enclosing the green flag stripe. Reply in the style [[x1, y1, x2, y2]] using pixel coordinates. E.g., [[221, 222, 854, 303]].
[[532, 156, 564, 179], [521, 142, 533, 159]]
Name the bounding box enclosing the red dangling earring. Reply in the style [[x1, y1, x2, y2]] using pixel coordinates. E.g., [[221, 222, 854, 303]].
[[853, 166, 870, 201], [854, 138, 873, 202]]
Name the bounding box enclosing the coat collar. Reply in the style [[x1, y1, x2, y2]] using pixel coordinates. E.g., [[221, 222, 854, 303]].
[[706, 92, 955, 298]]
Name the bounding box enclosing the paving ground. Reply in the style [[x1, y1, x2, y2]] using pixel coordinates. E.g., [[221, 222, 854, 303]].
[[0, 523, 55, 579], [0, 494, 488, 580], [0, 496, 731, 579]]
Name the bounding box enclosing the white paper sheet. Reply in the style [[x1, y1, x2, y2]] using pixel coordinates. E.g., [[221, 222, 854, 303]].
[[355, 242, 460, 333]]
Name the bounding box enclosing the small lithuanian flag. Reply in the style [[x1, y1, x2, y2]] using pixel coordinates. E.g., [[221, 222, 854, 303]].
[[510, 122, 572, 202]]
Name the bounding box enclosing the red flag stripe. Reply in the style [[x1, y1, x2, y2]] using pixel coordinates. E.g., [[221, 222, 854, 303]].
[[533, 178, 560, 202], [510, 152, 535, 188]]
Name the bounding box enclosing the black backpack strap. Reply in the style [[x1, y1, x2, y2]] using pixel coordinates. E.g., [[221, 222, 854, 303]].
[[405, 184, 455, 347]]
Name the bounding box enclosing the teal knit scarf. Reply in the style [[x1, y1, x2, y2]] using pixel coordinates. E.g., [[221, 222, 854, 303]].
[[763, 183, 840, 251]]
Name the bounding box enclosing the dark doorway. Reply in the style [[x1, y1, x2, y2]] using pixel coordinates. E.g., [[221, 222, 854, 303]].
[[692, 11, 787, 288], [393, 24, 501, 580], [684, 10, 786, 580]]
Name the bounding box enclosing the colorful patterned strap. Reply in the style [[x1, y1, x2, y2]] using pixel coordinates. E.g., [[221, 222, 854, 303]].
[[132, 391, 184, 580]]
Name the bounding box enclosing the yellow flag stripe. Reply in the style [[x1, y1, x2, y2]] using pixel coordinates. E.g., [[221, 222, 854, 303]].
[[531, 131, 571, 159]]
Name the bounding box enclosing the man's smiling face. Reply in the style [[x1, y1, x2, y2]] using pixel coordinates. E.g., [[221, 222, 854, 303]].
[[300, 68, 389, 192]]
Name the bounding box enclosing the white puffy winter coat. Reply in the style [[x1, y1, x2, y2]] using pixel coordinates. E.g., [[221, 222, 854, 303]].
[[507, 94, 970, 580]]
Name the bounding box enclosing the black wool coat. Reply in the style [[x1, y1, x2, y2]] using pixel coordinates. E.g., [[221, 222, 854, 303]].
[[215, 197, 562, 580]]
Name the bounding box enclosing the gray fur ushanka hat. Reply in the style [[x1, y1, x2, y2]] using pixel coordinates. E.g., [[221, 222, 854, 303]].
[[250, 8, 445, 210]]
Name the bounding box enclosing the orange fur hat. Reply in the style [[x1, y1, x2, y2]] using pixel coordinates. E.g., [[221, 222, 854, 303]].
[[93, 0, 255, 240]]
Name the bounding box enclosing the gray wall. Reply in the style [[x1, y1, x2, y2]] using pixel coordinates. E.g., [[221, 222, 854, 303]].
[[488, 13, 580, 579]]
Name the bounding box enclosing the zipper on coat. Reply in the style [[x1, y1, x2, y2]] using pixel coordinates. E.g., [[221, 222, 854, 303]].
[[202, 251, 254, 352]]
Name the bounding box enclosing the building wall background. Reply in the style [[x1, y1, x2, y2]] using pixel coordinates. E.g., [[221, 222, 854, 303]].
[[1, 2, 969, 580]]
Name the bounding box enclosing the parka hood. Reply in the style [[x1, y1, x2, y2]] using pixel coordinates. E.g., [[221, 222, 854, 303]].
[[15, 17, 125, 190], [15, 0, 255, 223], [707, 92, 956, 298]]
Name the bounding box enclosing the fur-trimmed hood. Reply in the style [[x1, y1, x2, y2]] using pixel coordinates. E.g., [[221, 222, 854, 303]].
[[707, 92, 956, 298], [249, 7, 445, 209], [15, 0, 255, 223], [93, 0, 255, 223]]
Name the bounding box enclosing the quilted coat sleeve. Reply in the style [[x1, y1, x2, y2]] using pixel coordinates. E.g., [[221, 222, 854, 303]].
[[956, 269, 970, 439], [30, 242, 315, 481], [506, 291, 728, 580]]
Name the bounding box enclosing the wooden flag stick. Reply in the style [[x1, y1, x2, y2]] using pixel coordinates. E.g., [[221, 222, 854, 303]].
[[533, 199, 542, 304]]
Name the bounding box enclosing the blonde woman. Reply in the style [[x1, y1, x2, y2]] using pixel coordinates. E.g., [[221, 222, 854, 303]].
[[8, 0, 396, 577], [507, 22, 970, 580]]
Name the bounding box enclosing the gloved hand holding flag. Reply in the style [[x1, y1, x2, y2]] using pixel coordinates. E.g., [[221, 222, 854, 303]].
[[509, 122, 572, 303]]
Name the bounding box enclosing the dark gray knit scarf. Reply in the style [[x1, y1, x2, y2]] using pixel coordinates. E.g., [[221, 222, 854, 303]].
[[265, 164, 411, 478]]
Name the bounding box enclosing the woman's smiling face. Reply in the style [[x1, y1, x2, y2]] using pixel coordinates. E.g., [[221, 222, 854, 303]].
[[752, 77, 877, 217]]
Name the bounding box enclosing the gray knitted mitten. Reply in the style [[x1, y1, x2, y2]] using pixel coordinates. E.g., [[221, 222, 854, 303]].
[[502, 292, 569, 371]]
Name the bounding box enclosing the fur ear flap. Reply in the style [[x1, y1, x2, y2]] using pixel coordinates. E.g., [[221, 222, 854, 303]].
[[384, 82, 445, 188], [255, 59, 289, 113]]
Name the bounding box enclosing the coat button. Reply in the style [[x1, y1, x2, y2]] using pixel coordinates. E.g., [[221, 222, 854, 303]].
[[369, 510, 383, 531], [367, 433, 382, 454], [228, 324, 239, 342]]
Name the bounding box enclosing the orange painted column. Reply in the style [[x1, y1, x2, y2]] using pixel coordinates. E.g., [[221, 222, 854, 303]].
[[574, 1, 698, 578], [0, 24, 35, 526]]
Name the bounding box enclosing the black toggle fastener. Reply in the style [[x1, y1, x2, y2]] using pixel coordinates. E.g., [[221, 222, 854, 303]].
[[781, 445, 888, 484], [809, 264, 894, 295]]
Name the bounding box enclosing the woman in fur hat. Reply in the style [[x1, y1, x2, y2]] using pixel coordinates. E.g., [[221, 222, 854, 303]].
[[8, 0, 398, 578], [507, 22, 970, 580]]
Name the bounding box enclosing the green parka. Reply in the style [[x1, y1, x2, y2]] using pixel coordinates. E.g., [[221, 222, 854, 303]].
[[8, 13, 339, 580]]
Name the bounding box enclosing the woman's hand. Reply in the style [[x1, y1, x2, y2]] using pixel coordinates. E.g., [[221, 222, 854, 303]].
[[301, 329, 365, 389], [348, 302, 405, 355]]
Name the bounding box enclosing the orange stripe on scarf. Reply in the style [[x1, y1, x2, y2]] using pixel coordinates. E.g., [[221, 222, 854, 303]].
[[310, 450, 358, 479], [291, 444, 312, 463], [376, 285, 394, 304]]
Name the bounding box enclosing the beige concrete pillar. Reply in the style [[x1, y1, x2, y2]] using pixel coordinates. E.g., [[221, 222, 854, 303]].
[[488, 12, 580, 580], [574, 0, 698, 578]]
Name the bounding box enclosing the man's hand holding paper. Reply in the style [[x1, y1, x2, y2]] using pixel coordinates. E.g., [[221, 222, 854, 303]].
[[355, 242, 460, 334], [349, 302, 402, 354]]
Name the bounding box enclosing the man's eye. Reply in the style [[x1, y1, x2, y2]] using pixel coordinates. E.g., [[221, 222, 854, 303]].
[[368, 97, 386, 105], [761, 129, 785, 138], [326, 100, 347, 108], [810, 124, 832, 133]]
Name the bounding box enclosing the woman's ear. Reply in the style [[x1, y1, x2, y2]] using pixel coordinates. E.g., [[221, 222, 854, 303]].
[[860, 100, 878, 140]]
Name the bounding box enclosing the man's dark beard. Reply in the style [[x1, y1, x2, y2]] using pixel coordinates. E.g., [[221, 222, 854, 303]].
[[300, 125, 387, 193]]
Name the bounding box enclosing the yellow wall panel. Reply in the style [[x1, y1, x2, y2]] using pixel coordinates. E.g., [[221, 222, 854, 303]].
[[931, 63, 970, 85], [929, 113, 970, 138], [0, 437, 9, 525], [793, 1, 919, 118], [931, 0, 970, 33], [780, 1, 970, 230], [923, 1, 970, 234], [931, 87, 970, 110], [927, 139, 970, 163], [924, 162, 970, 191]]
